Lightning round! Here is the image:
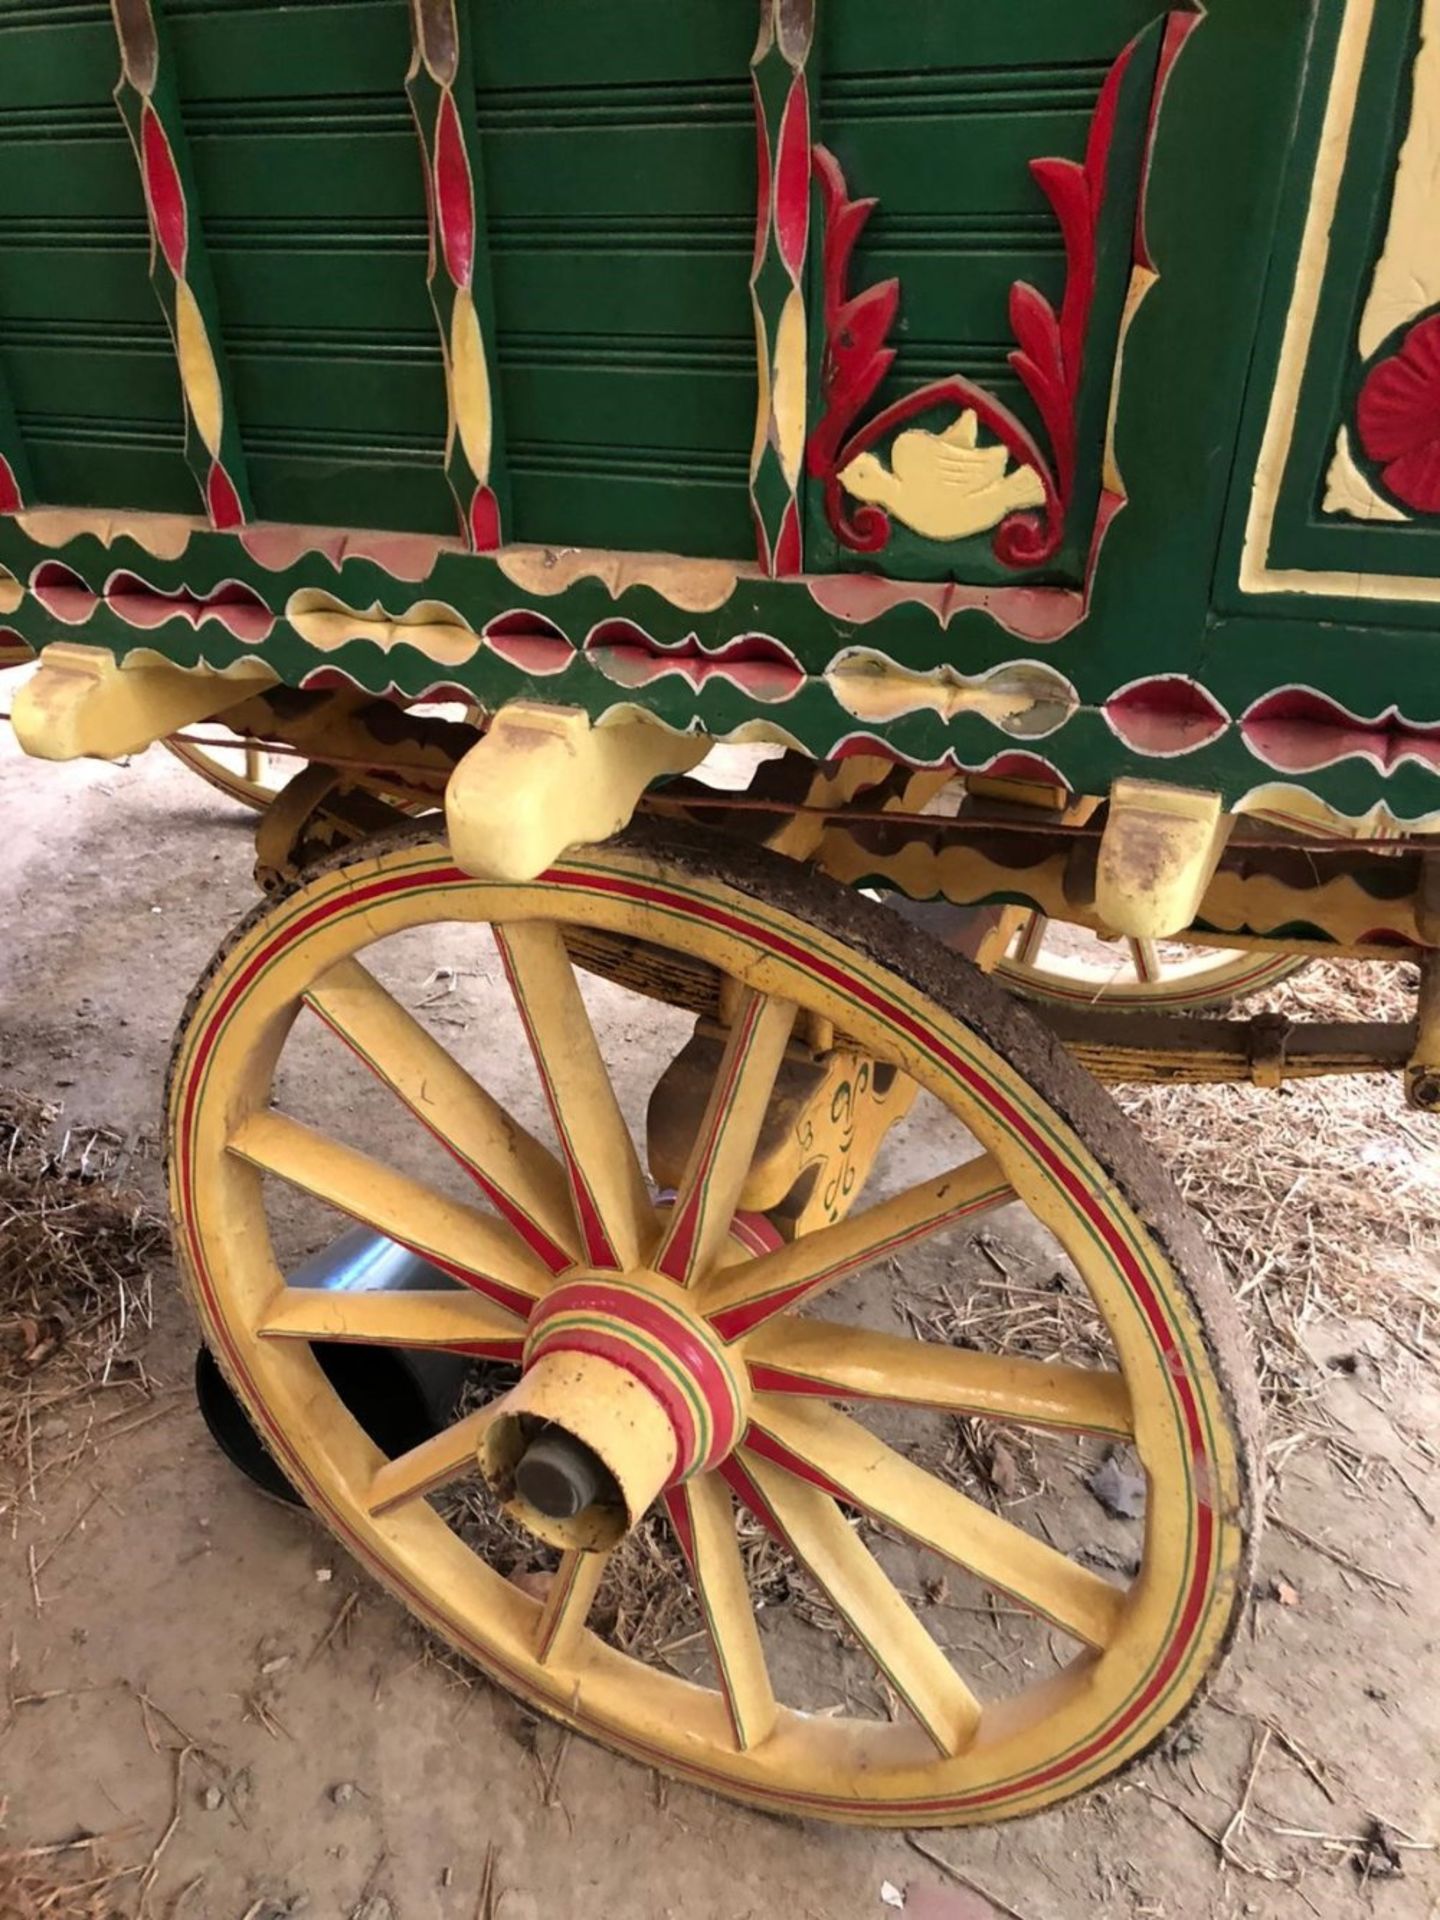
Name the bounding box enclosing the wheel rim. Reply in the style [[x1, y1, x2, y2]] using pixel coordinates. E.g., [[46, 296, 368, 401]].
[[995, 912, 1306, 1012], [168, 830, 1254, 1825], [164, 731, 286, 810]]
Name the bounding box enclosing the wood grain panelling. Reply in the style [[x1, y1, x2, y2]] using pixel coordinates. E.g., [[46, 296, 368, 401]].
[[472, 2, 758, 558], [0, 3, 194, 512]]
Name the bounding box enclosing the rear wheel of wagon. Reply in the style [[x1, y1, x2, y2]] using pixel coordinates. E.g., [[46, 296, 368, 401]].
[[167, 822, 1259, 1827], [994, 913, 1306, 1012], [164, 729, 290, 810]]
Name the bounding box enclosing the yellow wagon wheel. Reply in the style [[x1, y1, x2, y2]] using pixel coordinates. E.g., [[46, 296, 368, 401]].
[[995, 912, 1306, 1013], [164, 729, 289, 811], [168, 823, 1259, 1826]]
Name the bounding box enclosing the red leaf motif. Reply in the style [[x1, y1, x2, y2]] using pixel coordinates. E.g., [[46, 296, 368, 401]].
[[1104, 676, 1229, 756], [206, 462, 244, 530], [0, 455, 22, 513], [434, 91, 475, 289], [775, 77, 811, 277], [1356, 312, 1440, 513], [468, 484, 500, 551], [141, 106, 187, 276]]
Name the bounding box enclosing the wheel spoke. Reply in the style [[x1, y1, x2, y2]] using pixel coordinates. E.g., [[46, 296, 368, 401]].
[[244, 743, 264, 786], [702, 1154, 1013, 1340], [495, 921, 653, 1270], [665, 1478, 777, 1751], [652, 990, 797, 1286], [1128, 939, 1161, 984], [536, 1549, 610, 1666], [726, 1454, 980, 1757], [1014, 912, 1049, 966], [747, 1398, 1125, 1650], [257, 1285, 524, 1358], [745, 1320, 1132, 1439], [366, 1403, 495, 1515], [228, 1110, 549, 1317], [306, 958, 578, 1272]]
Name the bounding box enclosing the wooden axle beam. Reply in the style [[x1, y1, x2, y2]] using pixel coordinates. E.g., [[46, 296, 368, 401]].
[[1041, 1006, 1414, 1088]]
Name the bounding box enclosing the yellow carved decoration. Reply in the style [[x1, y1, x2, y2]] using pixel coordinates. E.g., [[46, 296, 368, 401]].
[[284, 589, 481, 664], [826, 651, 1076, 734], [11, 641, 273, 763], [16, 508, 197, 559], [772, 286, 808, 489], [814, 819, 1426, 952], [496, 545, 742, 613], [649, 1024, 917, 1238], [839, 411, 1046, 545], [1234, 781, 1440, 839], [0, 566, 21, 616], [449, 284, 493, 483], [1096, 779, 1230, 941], [446, 700, 708, 882], [1103, 265, 1159, 496], [173, 278, 224, 458]]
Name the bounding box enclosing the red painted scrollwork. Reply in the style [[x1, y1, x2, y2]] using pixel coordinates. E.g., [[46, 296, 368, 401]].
[[807, 43, 1136, 568]]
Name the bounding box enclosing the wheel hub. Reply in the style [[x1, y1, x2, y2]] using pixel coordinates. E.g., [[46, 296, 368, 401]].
[[479, 1272, 748, 1550]]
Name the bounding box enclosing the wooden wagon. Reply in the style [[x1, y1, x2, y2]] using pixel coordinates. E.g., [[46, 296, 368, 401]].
[[3, 0, 1436, 1826]]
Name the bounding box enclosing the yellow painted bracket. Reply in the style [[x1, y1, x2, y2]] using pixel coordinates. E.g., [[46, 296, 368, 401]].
[[446, 701, 709, 883], [11, 641, 274, 763], [1095, 778, 1231, 940]]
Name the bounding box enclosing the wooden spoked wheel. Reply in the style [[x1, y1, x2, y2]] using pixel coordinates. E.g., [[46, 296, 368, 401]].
[[168, 824, 1258, 1826], [164, 729, 289, 810], [995, 913, 1306, 1012]]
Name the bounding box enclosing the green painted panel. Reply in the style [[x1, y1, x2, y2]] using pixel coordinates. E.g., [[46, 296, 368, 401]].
[[15, 426, 198, 516], [824, 0, 1173, 72], [160, 1, 451, 533], [488, 249, 753, 342], [1220, 0, 1440, 624], [472, 1, 759, 556], [0, 6, 190, 512], [165, 1, 413, 102]]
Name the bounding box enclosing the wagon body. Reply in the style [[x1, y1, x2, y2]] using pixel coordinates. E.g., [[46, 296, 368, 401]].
[[1, 0, 1436, 862], [9, 2, 1440, 1830]]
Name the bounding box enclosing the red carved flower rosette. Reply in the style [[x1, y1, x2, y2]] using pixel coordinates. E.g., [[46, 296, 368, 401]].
[[1355, 310, 1440, 515]]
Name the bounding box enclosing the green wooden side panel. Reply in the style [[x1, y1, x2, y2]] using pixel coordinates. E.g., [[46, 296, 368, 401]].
[[472, 2, 759, 558], [164, 0, 453, 534], [0, 4, 194, 513], [1219, 0, 1440, 629]]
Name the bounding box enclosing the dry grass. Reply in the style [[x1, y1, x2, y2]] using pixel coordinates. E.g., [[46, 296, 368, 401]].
[[0, 1091, 165, 1519], [0, 1843, 129, 1920], [1118, 961, 1440, 1467]]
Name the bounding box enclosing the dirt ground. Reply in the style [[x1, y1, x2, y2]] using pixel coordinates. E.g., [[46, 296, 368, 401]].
[[2, 718, 1438, 1920]]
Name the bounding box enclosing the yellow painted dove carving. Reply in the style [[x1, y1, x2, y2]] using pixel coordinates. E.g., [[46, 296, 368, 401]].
[[838, 409, 1046, 544]]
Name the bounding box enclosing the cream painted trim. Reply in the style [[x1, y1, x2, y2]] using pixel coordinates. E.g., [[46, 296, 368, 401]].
[[1355, 0, 1440, 360], [1236, 0, 1440, 604]]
